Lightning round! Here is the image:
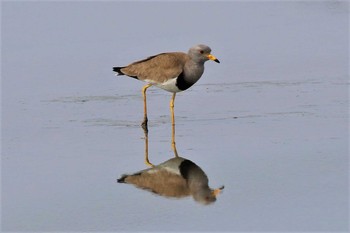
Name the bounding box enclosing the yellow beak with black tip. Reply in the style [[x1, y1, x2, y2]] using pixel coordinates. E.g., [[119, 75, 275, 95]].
[[207, 54, 220, 63], [211, 185, 225, 197]]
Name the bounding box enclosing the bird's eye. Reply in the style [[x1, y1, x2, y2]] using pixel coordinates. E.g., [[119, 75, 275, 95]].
[[199, 50, 204, 54]]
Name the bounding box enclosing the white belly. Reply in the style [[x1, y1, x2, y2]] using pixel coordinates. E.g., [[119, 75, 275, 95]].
[[145, 77, 182, 93]]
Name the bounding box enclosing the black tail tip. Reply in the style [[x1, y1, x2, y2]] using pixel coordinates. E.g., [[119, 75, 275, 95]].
[[113, 67, 124, 75], [117, 175, 127, 183]]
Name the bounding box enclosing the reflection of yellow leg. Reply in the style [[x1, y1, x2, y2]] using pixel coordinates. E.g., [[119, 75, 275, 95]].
[[172, 123, 179, 157], [141, 84, 152, 130], [170, 93, 178, 157], [143, 129, 154, 167]]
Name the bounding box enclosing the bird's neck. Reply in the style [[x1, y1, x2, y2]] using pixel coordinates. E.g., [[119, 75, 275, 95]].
[[183, 61, 204, 82], [181, 161, 210, 192]]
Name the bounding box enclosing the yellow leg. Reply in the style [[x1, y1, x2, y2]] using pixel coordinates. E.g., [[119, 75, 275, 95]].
[[170, 93, 178, 157], [141, 84, 152, 130], [171, 124, 179, 158], [143, 128, 154, 167], [170, 93, 176, 126]]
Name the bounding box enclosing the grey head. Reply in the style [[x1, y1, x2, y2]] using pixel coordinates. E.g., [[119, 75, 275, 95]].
[[188, 44, 220, 64], [192, 185, 225, 205], [180, 159, 224, 205], [192, 187, 217, 205]]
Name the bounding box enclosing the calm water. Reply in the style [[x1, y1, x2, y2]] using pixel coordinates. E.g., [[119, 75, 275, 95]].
[[2, 1, 349, 232]]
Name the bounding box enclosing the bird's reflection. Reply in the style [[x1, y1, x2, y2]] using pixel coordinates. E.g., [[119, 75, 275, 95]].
[[117, 121, 224, 205]]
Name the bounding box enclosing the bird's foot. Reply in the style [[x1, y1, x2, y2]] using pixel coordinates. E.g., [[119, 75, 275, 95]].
[[144, 158, 154, 167]]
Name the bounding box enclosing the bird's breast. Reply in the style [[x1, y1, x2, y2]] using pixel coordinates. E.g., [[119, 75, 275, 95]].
[[153, 77, 183, 93]]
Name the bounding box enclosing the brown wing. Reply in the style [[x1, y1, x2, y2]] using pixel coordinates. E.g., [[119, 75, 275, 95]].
[[120, 52, 189, 83], [124, 169, 190, 198]]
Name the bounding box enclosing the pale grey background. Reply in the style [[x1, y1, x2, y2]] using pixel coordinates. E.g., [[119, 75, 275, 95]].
[[1, 1, 349, 232]]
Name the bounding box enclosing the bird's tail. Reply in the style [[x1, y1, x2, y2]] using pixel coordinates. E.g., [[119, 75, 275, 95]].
[[117, 174, 128, 183], [113, 67, 125, 75]]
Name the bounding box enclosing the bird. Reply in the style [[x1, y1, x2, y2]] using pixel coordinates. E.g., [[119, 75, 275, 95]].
[[117, 157, 224, 205], [113, 44, 220, 130]]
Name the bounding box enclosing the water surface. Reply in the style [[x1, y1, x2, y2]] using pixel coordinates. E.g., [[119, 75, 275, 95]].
[[2, 1, 348, 232]]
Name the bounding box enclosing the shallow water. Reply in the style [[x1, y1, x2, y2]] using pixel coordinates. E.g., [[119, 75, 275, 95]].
[[2, 1, 349, 232]]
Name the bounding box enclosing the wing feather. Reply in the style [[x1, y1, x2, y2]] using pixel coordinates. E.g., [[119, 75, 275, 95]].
[[121, 52, 189, 83]]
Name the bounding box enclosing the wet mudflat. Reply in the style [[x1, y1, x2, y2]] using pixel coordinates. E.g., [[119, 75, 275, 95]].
[[2, 1, 348, 232]]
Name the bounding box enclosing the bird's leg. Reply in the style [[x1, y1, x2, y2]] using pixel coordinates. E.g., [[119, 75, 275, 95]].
[[143, 127, 154, 167], [170, 93, 176, 126], [170, 93, 178, 157], [141, 84, 152, 131], [171, 123, 179, 158]]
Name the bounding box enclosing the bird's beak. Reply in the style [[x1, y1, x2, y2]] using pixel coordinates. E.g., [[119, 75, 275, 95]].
[[207, 54, 220, 63], [212, 185, 225, 197]]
